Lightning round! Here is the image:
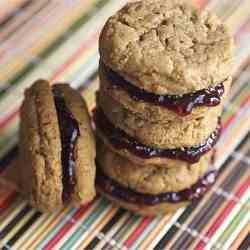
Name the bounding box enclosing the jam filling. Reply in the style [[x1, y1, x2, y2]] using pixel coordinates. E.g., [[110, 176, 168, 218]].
[[53, 88, 80, 202], [102, 63, 226, 116], [94, 109, 220, 163], [96, 168, 217, 205]]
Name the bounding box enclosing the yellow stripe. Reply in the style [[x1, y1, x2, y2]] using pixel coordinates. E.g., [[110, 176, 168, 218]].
[[76, 206, 118, 249], [0, 200, 27, 232], [138, 215, 172, 250], [20, 199, 101, 249], [229, 221, 250, 250], [22, 207, 70, 249], [226, 0, 250, 33], [0, 209, 36, 245]]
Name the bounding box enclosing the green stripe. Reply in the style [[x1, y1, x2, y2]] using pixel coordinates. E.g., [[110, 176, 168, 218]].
[[213, 198, 250, 249], [59, 198, 110, 249], [0, 0, 108, 99], [35, 207, 77, 249], [112, 216, 143, 250], [104, 215, 135, 250]]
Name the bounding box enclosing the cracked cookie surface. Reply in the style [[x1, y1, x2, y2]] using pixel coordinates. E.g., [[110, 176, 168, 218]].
[[99, 0, 233, 95]]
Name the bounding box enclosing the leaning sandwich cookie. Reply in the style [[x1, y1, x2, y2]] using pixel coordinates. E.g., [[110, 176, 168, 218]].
[[19, 80, 96, 212]]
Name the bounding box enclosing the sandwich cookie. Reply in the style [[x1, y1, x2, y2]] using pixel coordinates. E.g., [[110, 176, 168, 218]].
[[19, 80, 96, 212], [97, 170, 217, 215], [96, 145, 216, 215], [99, 64, 232, 122], [97, 90, 222, 149], [97, 140, 213, 195], [94, 108, 220, 166]]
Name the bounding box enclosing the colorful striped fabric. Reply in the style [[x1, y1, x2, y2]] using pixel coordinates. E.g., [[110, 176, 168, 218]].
[[0, 0, 249, 249]]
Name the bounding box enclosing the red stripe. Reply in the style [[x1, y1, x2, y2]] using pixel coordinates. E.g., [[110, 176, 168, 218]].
[[222, 94, 250, 132], [0, 32, 99, 129], [194, 176, 250, 250], [193, 0, 209, 9], [43, 203, 90, 250], [0, 191, 18, 213], [124, 217, 153, 248], [236, 16, 250, 38], [0, 108, 19, 128], [49, 31, 99, 82]]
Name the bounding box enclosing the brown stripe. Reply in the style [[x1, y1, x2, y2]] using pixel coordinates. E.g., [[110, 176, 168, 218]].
[[0, 0, 50, 42], [0, 0, 31, 28]]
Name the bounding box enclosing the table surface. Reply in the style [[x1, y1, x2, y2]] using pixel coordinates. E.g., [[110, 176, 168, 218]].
[[0, 0, 249, 249]]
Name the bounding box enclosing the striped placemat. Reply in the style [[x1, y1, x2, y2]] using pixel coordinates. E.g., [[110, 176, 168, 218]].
[[0, 0, 249, 249]]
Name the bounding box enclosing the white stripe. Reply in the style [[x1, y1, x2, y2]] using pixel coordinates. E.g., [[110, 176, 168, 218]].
[[221, 210, 250, 250], [147, 208, 185, 249], [212, 187, 250, 209], [93, 212, 131, 250], [0, 200, 27, 232], [231, 151, 250, 166], [214, 107, 250, 169], [204, 190, 250, 250]]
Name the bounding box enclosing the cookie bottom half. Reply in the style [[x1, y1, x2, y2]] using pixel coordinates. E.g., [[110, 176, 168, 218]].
[[97, 189, 189, 215], [96, 168, 217, 215]]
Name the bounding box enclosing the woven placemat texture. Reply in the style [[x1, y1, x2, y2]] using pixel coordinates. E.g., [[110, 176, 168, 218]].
[[0, 0, 249, 249]]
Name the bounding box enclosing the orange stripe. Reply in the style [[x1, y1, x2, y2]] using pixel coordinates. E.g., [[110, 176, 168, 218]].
[[229, 221, 250, 250], [137, 215, 172, 250], [25, 207, 69, 248], [77, 207, 117, 249]]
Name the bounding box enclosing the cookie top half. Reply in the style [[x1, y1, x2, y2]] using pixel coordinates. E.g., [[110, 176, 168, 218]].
[[99, 0, 233, 95]]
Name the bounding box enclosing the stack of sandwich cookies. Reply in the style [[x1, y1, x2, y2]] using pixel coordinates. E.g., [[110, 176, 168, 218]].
[[20, 80, 96, 212], [95, 0, 233, 215]]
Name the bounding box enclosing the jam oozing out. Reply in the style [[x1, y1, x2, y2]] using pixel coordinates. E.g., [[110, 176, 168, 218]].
[[53, 88, 80, 202], [102, 63, 226, 116], [96, 168, 217, 205], [94, 109, 220, 163]]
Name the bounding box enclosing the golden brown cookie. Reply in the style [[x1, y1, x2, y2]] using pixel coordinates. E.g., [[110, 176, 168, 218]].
[[99, 0, 233, 95], [97, 89, 222, 149], [97, 140, 212, 194], [19, 80, 96, 212]]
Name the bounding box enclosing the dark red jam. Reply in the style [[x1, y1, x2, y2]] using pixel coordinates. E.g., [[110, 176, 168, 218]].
[[94, 109, 220, 164], [96, 168, 217, 205], [53, 88, 80, 202], [102, 63, 226, 116]]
